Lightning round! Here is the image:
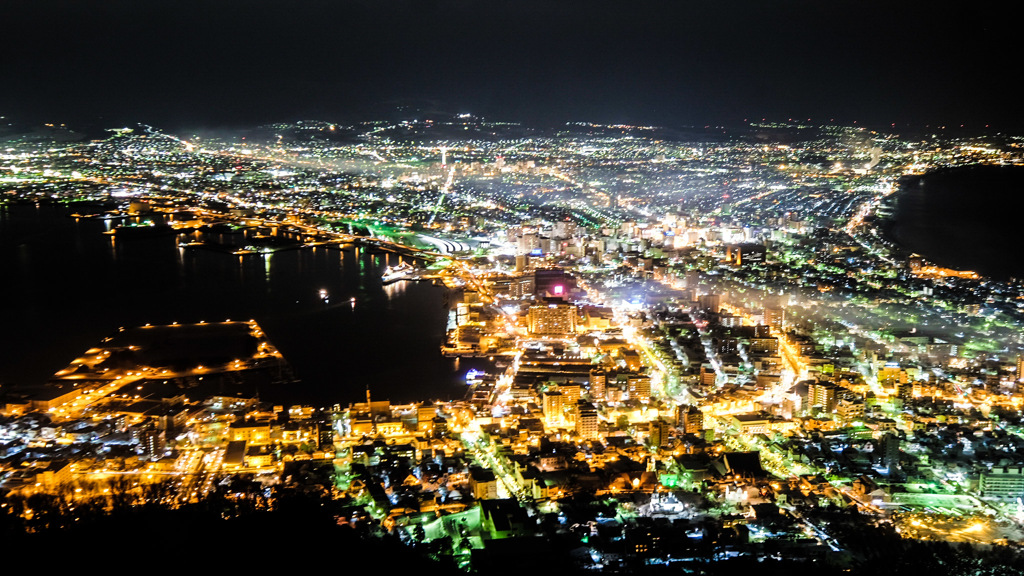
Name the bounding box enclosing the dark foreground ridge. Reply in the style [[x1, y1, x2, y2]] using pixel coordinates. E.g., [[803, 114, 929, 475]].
[[4, 489, 1024, 576]]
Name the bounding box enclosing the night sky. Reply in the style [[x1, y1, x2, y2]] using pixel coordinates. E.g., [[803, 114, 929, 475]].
[[4, 0, 1020, 130]]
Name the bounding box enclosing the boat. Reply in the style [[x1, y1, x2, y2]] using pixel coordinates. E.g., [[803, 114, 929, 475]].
[[381, 262, 418, 284]]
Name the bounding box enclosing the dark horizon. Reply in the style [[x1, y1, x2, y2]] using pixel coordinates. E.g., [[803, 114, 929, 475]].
[[5, 0, 1021, 133]]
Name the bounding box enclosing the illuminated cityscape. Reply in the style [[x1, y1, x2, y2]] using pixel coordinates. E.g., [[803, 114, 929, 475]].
[[3, 0, 1024, 573], [2, 116, 1024, 574]]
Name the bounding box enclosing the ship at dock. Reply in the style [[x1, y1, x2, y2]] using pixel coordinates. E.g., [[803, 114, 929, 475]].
[[381, 261, 424, 284]]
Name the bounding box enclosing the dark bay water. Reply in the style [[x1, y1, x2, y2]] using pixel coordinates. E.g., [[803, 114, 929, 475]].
[[889, 165, 1024, 280], [0, 202, 485, 405]]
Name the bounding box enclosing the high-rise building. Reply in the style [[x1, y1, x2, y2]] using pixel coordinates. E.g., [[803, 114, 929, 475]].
[[417, 404, 438, 433], [883, 433, 900, 475], [517, 232, 541, 254], [808, 381, 837, 413], [558, 383, 581, 404], [894, 381, 914, 402], [543, 391, 564, 426], [764, 307, 785, 333], [697, 294, 721, 312], [515, 254, 528, 273], [749, 335, 779, 355], [589, 368, 607, 400], [649, 419, 670, 447], [576, 401, 599, 439], [528, 302, 578, 337], [677, 405, 704, 435], [141, 429, 166, 460], [628, 375, 651, 402], [699, 365, 717, 387]]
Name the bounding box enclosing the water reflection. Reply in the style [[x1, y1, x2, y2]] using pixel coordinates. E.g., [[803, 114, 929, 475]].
[[0, 202, 490, 406]]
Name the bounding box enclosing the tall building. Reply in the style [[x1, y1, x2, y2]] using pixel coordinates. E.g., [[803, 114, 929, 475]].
[[807, 381, 837, 413], [589, 368, 607, 400], [543, 391, 564, 426], [628, 374, 651, 402], [697, 294, 721, 312], [749, 335, 779, 355], [649, 419, 670, 447], [528, 302, 578, 337], [417, 404, 438, 433], [677, 405, 704, 435], [883, 433, 900, 475], [699, 365, 717, 387], [469, 467, 499, 500], [140, 429, 166, 460], [894, 381, 914, 402], [517, 232, 541, 254], [576, 401, 599, 439], [558, 383, 581, 404], [764, 307, 785, 333], [515, 254, 528, 273]]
